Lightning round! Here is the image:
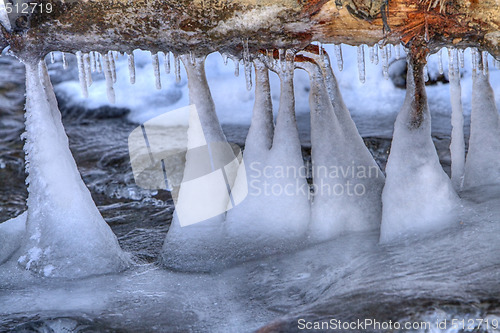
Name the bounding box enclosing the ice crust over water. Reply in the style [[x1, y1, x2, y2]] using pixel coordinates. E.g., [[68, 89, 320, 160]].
[[16, 60, 130, 278], [380, 57, 460, 243]]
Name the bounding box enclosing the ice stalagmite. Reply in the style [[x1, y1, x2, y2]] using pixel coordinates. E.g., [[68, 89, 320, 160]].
[[225, 58, 280, 243], [248, 51, 310, 240], [448, 49, 465, 191], [380, 56, 459, 243], [160, 55, 240, 271], [463, 57, 500, 189], [297, 49, 384, 241], [17, 60, 130, 277]]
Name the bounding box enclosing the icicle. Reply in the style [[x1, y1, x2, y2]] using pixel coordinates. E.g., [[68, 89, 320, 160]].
[[334, 44, 343, 71], [448, 48, 465, 191], [96, 53, 102, 73], [83, 53, 93, 87], [294, 49, 383, 241], [380, 56, 459, 243], [189, 51, 196, 65], [482, 51, 489, 76], [373, 44, 379, 65], [266, 49, 273, 59], [278, 48, 285, 70], [242, 39, 252, 91], [164, 52, 171, 74], [386, 44, 392, 60], [357, 45, 366, 83], [50, 52, 55, 64], [395, 43, 401, 60], [102, 53, 116, 104], [381, 44, 389, 79], [114, 51, 119, 61], [90, 52, 96, 73], [174, 54, 181, 83], [75, 51, 88, 98], [472, 48, 481, 74], [62, 53, 68, 70], [19, 60, 129, 278], [108, 51, 117, 83], [233, 57, 240, 77], [152, 52, 162, 90], [318, 42, 324, 57], [423, 65, 429, 82], [222, 53, 228, 66], [128, 52, 136, 85], [245, 62, 253, 91], [459, 49, 465, 68], [464, 60, 500, 189], [438, 49, 444, 75]]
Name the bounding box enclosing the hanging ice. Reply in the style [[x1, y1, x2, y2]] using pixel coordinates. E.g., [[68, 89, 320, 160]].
[[109, 51, 117, 83], [75, 51, 88, 98], [438, 49, 444, 75], [335, 44, 343, 71], [0, 212, 26, 265], [448, 48, 465, 191], [62, 53, 68, 70], [226, 55, 309, 246], [160, 55, 240, 271], [16, 60, 129, 277], [152, 52, 162, 90], [463, 57, 500, 189], [164, 52, 171, 74], [297, 48, 384, 241], [128, 52, 136, 85], [357, 45, 366, 83], [102, 53, 116, 104], [380, 56, 459, 243], [174, 54, 181, 83]]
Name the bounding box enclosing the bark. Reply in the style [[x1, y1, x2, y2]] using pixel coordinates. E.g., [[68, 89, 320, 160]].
[[1, 0, 499, 60]]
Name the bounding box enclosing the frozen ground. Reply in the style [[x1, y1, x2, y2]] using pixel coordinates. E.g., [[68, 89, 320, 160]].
[[0, 46, 500, 332]]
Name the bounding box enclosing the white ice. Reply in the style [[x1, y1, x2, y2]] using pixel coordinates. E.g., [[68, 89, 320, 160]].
[[380, 58, 460, 243], [297, 50, 384, 241], [14, 60, 130, 278], [463, 64, 500, 189]]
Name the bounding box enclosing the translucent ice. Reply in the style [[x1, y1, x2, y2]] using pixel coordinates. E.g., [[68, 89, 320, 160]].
[[380, 57, 459, 243], [463, 63, 500, 189], [17, 60, 130, 277], [297, 49, 384, 241]]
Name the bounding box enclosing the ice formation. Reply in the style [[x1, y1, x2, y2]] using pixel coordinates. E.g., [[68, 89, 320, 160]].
[[296, 49, 384, 241], [380, 56, 460, 243], [448, 48, 465, 191], [225, 54, 309, 245], [0, 212, 26, 265], [463, 56, 500, 189], [15, 60, 130, 277], [160, 55, 240, 271]]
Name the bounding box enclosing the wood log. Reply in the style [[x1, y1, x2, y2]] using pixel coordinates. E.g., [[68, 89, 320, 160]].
[[1, 0, 499, 61]]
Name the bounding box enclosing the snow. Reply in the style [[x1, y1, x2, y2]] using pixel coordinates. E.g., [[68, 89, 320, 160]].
[[18, 60, 130, 278], [380, 58, 460, 243]]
